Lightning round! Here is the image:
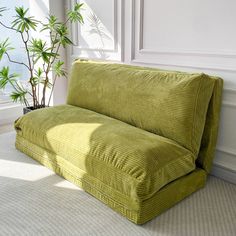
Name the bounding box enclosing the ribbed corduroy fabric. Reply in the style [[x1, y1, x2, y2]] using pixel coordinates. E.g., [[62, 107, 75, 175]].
[[14, 61, 223, 224], [14, 105, 195, 203], [67, 61, 216, 156], [15, 134, 206, 224]]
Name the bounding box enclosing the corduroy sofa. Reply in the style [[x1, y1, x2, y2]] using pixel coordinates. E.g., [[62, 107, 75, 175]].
[[15, 61, 223, 224]]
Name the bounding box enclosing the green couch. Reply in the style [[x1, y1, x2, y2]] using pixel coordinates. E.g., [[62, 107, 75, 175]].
[[15, 60, 223, 224]]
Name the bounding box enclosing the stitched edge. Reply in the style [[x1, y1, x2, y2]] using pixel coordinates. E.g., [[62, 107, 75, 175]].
[[191, 75, 203, 155]]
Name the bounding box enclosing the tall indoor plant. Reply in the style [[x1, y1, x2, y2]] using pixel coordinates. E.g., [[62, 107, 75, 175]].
[[0, 3, 84, 112]]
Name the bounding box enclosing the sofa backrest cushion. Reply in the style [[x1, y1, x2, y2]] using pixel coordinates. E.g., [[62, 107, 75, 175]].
[[67, 61, 217, 157]]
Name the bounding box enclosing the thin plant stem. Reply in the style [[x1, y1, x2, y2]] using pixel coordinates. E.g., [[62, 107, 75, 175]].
[[47, 75, 57, 106], [5, 52, 30, 70], [20, 31, 37, 108], [0, 21, 18, 32]]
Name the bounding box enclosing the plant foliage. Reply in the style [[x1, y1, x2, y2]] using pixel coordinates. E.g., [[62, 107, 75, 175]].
[[12, 7, 38, 32], [0, 4, 84, 108]]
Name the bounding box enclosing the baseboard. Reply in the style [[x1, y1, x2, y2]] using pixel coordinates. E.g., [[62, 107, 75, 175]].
[[211, 164, 236, 184]]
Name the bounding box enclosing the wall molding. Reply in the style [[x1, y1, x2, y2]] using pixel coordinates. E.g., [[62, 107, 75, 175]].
[[131, 0, 236, 72], [216, 146, 236, 158], [211, 164, 236, 184], [131, 59, 236, 73], [139, 48, 236, 59], [213, 147, 236, 184], [138, 0, 236, 58], [72, 0, 118, 52], [224, 88, 236, 93], [70, 0, 124, 61], [222, 102, 236, 108], [222, 88, 236, 108]]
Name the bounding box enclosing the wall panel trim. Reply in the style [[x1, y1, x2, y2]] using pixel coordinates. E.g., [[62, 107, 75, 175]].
[[70, 0, 124, 61], [131, 0, 236, 72]]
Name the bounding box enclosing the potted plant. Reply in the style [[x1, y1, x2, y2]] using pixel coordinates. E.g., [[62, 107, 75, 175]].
[[0, 3, 84, 114]]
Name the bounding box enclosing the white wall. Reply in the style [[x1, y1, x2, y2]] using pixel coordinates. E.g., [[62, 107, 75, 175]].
[[67, 0, 124, 64], [49, 0, 68, 105], [68, 0, 236, 183]]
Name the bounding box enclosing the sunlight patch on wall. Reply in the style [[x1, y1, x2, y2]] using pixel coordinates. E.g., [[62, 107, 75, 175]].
[[79, 0, 114, 51]]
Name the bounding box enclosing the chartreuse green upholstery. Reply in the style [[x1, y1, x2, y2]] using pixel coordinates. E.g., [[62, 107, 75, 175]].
[[15, 60, 223, 224]]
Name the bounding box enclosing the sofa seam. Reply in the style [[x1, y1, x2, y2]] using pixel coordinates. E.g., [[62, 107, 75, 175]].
[[191, 75, 203, 156], [142, 152, 195, 199]]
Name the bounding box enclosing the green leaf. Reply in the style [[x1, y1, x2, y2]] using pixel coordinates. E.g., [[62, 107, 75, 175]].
[[35, 67, 43, 78], [29, 38, 57, 63], [55, 23, 67, 36], [10, 90, 27, 103], [41, 15, 59, 32], [53, 60, 67, 77], [67, 3, 84, 23], [32, 67, 44, 85], [11, 6, 38, 32], [0, 38, 14, 60], [0, 66, 19, 89], [0, 77, 8, 89], [54, 24, 73, 47], [61, 36, 73, 47]]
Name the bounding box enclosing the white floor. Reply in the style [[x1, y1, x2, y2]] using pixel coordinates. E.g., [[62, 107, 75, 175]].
[[0, 132, 236, 236]]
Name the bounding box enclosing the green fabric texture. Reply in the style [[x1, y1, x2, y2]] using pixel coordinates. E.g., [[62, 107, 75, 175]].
[[14, 60, 223, 224], [67, 61, 216, 156], [15, 105, 195, 202], [197, 77, 223, 173], [15, 134, 207, 224]]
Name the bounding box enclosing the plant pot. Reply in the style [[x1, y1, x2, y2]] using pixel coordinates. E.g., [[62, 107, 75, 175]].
[[23, 106, 34, 114], [23, 106, 49, 115]]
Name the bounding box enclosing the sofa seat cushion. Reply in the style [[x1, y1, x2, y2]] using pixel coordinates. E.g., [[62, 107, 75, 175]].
[[15, 104, 195, 201]]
